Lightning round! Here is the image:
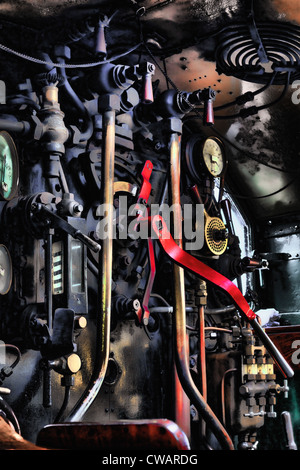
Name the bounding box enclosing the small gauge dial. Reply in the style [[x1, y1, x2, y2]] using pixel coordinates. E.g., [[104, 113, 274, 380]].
[[202, 137, 226, 177], [0, 131, 19, 201], [0, 244, 12, 295]]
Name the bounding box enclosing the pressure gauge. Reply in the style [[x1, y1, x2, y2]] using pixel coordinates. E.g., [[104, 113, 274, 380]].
[[0, 131, 19, 201], [185, 135, 227, 184], [0, 244, 12, 295], [202, 137, 226, 177]]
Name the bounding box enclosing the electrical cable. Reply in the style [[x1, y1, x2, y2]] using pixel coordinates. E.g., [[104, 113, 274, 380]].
[[184, 71, 290, 121], [213, 71, 290, 119], [54, 386, 71, 423], [213, 75, 276, 111], [0, 41, 143, 68]]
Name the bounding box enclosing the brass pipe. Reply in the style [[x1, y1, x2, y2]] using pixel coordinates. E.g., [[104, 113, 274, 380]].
[[199, 303, 207, 438], [169, 132, 191, 439], [199, 305, 207, 401], [168, 126, 234, 450], [66, 98, 117, 421]]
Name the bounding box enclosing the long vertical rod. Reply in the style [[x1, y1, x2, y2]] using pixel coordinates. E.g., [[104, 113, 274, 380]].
[[199, 305, 207, 401], [66, 106, 115, 421], [43, 230, 53, 408], [199, 303, 207, 437], [169, 130, 234, 450], [169, 132, 191, 439]]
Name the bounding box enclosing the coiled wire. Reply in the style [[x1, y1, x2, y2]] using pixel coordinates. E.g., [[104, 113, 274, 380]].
[[216, 22, 300, 85]]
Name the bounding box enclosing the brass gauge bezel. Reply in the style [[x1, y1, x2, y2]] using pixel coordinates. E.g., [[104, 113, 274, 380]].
[[185, 135, 227, 184]]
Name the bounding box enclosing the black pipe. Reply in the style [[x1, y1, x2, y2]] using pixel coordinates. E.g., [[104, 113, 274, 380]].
[[174, 343, 235, 450], [0, 118, 30, 134]]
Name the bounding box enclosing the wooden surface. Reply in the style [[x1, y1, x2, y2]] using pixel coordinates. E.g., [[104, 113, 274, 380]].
[[37, 419, 191, 451]]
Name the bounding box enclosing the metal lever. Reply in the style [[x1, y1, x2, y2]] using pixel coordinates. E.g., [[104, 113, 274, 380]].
[[203, 88, 215, 126], [95, 20, 107, 56], [220, 198, 235, 235], [282, 411, 298, 450], [150, 214, 294, 379], [31, 203, 101, 253], [189, 87, 215, 126], [94, 13, 118, 56], [250, 319, 294, 378], [135, 160, 155, 325], [138, 62, 155, 104]]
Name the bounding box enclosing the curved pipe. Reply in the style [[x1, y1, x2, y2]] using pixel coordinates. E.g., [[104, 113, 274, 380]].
[[169, 128, 234, 451], [66, 103, 116, 422], [174, 305, 234, 450], [56, 57, 93, 142], [0, 396, 20, 434]]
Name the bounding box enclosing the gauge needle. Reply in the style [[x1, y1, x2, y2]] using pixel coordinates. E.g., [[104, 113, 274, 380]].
[[210, 154, 219, 168]]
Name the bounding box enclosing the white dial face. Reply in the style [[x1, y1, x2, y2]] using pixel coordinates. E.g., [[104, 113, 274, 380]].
[[202, 138, 224, 177]]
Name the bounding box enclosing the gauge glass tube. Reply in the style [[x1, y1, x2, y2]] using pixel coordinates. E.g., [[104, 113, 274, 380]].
[[70, 240, 84, 294]]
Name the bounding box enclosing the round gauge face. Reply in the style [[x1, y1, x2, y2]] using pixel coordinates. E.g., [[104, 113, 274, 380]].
[[202, 137, 226, 177], [0, 244, 12, 295], [0, 131, 19, 201]]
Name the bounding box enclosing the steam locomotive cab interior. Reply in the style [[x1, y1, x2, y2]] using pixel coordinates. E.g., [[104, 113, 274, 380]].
[[0, 0, 300, 451]]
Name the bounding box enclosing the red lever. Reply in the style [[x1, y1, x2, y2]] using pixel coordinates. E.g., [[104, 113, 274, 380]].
[[135, 160, 156, 325], [137, 160, 153, 203], [151, 214, 294, 379], [152, 214, 256, 321]]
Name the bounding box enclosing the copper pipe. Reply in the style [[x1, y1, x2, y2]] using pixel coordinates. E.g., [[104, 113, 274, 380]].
[[169, 132, 191, 439], [66, 102, 117, 421], [199, 305, 207, 401], [169, 127, 234, 450]]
